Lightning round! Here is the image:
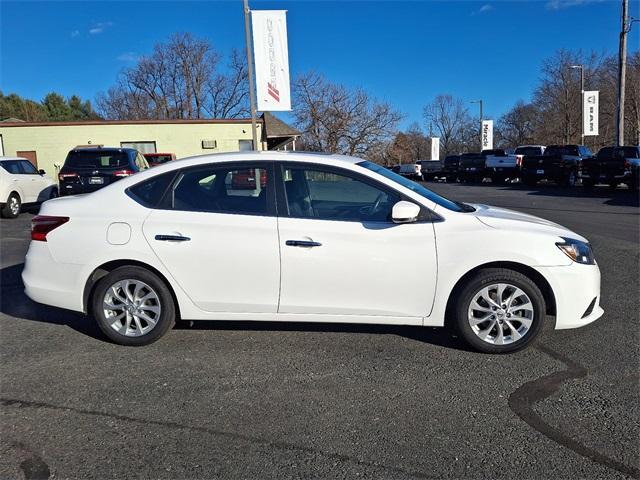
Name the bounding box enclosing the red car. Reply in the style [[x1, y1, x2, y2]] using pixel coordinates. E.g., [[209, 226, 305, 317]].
[[231, 168, 267, 189], [144, 153, 176, 167]]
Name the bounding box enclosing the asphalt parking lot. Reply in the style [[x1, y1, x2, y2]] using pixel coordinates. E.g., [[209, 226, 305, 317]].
[[1, 183, 638, 480]]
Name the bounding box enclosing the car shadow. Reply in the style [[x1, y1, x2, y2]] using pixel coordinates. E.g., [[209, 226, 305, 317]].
[[0, 263, 471, 352]]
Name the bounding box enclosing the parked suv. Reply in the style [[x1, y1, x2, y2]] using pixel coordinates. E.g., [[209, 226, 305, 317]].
[[0, 157, 57, 218], [59, 148, 149, 196], [581, 146, 640, 190], [520, 145, 592, 187], [442, 155, 461, 183]]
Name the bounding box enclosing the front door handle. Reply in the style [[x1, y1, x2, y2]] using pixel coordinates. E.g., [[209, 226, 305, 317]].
[[155, 234, 191, 242], [286, 240, 322, 248]]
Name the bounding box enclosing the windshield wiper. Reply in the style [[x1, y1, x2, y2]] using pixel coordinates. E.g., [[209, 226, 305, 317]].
[[454, 200, 476, 212]]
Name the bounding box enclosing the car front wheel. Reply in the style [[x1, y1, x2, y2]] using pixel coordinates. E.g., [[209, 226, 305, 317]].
[[452, 268, 546, 354], [91, 266, 176, 346]]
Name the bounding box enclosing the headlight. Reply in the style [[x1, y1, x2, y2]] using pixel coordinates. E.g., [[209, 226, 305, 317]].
[[556, 237, 595, 265]]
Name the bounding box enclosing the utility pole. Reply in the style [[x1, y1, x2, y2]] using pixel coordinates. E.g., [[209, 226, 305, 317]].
[[616, 0, 628, 147], [570, 65, 584, 145], [243, 0, 259, 150]]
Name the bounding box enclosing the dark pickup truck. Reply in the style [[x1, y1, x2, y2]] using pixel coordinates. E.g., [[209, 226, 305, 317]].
[[418, 160, 443, 181], [459, 152, 488, 183], [520, 145, 593, 187], [581, 146, 640, 190], [442, 155, 461, 182]]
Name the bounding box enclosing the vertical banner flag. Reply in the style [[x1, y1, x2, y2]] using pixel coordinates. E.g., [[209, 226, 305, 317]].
[[583, 91, 599, 136], [430, 137, 440, 161], [481, 120, 493, 150], [251, 10, 291, 111]]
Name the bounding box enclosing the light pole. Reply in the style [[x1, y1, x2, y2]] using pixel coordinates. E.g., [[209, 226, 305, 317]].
[[243, 0, 259, 150], [471, 99, 483, 150], [570, 65, 584, 145]]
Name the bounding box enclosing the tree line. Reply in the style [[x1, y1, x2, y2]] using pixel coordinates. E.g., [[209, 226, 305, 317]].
[[2, 32, 638, 164], [0, 92, 100, 122]]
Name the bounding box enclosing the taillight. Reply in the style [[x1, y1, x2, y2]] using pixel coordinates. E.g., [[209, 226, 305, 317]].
[[113, 169, 134, 177], [31, 216, 69, 242], [58, 172, 78, 182]]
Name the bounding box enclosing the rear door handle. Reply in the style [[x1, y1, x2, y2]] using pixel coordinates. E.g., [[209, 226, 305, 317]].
[[286, 240, 322, 248], [155, 234, 191, 242]]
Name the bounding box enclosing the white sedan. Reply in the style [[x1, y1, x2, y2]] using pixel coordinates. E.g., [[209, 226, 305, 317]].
[[1, 157, 58, 218], [22, 152, 603, 353]]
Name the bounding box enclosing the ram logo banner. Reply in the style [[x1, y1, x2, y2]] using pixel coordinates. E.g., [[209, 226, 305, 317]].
[[583, 91, 599, 136], [430, 137, 440, 160], [481, 120, 493, 150], [251, 10, 291, 111]]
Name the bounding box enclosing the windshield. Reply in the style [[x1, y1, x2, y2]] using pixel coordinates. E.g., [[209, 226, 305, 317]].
[[65, 150, 129, 169], [357, 161, 469, 212]]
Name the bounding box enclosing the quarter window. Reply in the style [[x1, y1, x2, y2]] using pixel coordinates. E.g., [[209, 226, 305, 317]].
[[282, 166, 399, 222]]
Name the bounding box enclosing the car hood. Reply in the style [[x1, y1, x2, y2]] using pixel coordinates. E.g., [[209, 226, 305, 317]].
[[469, 203, 588, 242]]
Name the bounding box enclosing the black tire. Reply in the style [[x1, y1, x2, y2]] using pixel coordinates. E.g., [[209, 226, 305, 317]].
[[451, 268, 546, 354], [1, 193, 21, 218], [91, 266, 176, 346], [563, 170, 577, 187], [608, 181, 618, 191], [582, 178, 596, 190], [523, 176, 537, 187], [49, 187, 59, 199], [492, 175, 506, 185]]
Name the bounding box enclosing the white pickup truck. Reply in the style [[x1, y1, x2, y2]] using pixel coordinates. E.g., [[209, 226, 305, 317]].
[[486, 145, 546, 184]]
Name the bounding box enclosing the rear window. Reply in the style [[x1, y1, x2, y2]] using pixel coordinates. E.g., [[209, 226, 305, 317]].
[[544, 146, 578, 156], [596, 147, 615, 159], [515, 147, 543, 156], [65, 150, 130, 169]]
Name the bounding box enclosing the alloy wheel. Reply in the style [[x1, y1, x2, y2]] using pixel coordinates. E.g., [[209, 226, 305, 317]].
[[467, 283, 534, 345], [103, 279, 162, 337], [9, 196, 20, 216]]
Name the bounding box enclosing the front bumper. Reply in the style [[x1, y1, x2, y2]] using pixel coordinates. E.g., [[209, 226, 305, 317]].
[[535, 262, 604, 330]]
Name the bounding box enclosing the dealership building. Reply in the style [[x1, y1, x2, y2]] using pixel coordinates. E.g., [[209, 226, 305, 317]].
[[0, 113, 300, 180]]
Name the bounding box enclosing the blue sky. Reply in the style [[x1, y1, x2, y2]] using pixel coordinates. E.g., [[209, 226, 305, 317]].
[[1, 0, 638, 128]]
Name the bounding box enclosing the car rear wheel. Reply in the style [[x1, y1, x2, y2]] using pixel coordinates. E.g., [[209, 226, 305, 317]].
[[452, 268, 546, 354], [91, 266, 176, 346], [1, 193, 21, 218]]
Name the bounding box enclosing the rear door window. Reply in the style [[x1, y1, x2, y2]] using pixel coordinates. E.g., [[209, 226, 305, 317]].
[[0, 160, 22, 174], [169, 163, 273, 216]]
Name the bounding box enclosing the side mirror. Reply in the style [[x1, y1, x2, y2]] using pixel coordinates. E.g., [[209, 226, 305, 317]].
[[391, 201, 420, 224], [38, 169, 46, 175]]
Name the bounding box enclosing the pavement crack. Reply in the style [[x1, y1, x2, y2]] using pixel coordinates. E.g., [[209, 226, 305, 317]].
[[1, 397, 434, 479], [508, 344, 639, 479]]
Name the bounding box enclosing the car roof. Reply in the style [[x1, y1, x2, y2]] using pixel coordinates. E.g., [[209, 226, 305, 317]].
[[169, 151, 363, 167], [68, 147, 137, 154], [0, 156, 28, 161]]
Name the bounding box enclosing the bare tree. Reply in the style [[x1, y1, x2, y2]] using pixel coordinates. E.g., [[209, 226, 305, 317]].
[[97, 33, 248, 120], [293, 72, 402, 157], [423, 94, 476, 156], [496, 101, 538, 148]]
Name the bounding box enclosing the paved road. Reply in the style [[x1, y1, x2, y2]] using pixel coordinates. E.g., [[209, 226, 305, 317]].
[[1, 184, 638, 479]]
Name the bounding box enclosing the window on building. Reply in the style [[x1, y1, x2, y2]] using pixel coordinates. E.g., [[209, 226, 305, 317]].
[[238, 140, 254, 152], [121, 141, 157, 154]]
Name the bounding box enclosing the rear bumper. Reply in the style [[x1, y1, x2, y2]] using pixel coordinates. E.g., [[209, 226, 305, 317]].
[[535, 263, 604, 330], [22, 242, 85, 312]]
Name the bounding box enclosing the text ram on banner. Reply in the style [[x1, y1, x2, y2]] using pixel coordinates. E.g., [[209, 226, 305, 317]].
[[583, 91, 599, 136]]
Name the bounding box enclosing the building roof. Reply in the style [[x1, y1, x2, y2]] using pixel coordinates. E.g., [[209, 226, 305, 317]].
[[0, 118, 261, 127], [260, 112, 301, 138]]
